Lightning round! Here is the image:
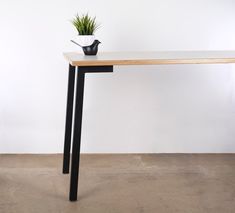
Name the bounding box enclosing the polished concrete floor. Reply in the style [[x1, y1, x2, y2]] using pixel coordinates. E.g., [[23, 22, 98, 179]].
[[0, 154, 235, 213]]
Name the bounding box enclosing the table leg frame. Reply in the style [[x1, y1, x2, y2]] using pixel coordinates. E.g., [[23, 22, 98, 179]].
[[63, 64, 75, 174], [63, 65, 113, 201], [69, 68, 85, 201]]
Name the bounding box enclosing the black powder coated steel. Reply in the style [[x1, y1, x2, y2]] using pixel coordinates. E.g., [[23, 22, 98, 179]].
[[62, 65, 75, 174], [63, 65, 113, 201], [80, 66, 113, 73], [69, 68, 85, 201]]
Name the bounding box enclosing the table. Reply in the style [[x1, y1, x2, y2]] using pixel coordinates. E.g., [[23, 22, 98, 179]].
[[63, 51, 235, 201]]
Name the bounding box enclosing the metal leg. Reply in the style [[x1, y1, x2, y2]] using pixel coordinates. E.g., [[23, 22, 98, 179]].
[[69, 68, 85, 201], [63, 64, 75, 174], [67, 65, 113, 201]]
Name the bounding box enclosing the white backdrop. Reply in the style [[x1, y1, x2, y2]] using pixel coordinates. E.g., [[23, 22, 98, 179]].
[[1, 0, 235, 153]]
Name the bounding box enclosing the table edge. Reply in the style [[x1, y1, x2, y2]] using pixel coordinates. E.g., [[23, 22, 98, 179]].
[[63, 53, 235, 66]]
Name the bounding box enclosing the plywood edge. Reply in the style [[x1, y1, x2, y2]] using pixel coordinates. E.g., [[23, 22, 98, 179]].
[[69, 58, 235, 66]]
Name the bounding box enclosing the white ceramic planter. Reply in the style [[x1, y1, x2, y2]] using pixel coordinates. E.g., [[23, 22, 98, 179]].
[[75, 35, 95, 47]]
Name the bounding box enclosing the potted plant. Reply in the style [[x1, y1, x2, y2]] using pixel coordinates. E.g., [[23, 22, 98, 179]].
[[71, 13, 100, 47]]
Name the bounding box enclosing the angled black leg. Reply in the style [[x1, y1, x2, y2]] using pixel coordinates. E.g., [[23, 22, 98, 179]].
[[68, 65, 113, 201], [63, 64, 75, 174], [69, 68, 85, 201]]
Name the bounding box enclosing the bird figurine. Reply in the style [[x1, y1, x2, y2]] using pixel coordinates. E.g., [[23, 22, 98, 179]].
[[71, 39, 101, 55]]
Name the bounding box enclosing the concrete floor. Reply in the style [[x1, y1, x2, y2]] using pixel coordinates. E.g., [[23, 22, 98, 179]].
[[0, 154, 235, 213]]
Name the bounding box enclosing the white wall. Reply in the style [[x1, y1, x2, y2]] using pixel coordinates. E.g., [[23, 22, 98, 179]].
[[1, 0, 235, 153]]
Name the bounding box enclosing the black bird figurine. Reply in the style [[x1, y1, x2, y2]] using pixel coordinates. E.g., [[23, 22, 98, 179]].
[[71, 39, 101, 55]]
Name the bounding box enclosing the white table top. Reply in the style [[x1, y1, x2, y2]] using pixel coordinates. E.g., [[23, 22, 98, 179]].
[[64, 51, 235, 66]]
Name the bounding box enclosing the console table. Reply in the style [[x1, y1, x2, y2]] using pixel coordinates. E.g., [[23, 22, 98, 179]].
[[63, 51, 235, 201]]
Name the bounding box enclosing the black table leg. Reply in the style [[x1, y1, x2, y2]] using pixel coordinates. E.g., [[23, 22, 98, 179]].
[[68, 66, 113, 201], [69, 68, 85, 201], [63, 64, 75, 174]]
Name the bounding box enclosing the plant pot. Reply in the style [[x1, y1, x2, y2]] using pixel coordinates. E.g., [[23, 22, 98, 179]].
[[75, 35, 95, 47]]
